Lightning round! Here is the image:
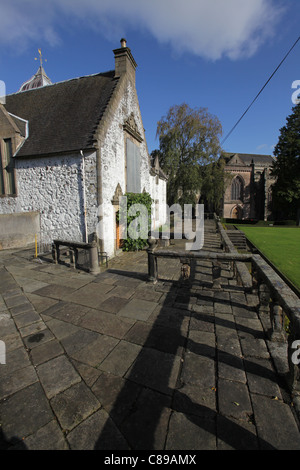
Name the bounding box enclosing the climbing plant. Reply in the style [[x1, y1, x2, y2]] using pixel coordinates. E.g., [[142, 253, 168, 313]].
[[117, 192, 153, 251]]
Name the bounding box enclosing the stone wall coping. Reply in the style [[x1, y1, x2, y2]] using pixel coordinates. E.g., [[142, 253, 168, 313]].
[[252, 253, 300, 323]]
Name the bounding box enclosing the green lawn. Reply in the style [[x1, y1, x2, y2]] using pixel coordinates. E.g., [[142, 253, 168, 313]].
[[235, 226, 300, 291]]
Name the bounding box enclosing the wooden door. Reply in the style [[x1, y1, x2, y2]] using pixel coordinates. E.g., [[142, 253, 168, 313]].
[[232, 206, 241, 219], [116, 220, 124, 249]]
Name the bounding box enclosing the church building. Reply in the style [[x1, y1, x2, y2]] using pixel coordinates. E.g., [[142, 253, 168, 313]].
[[0, 40, 167, 256], [222, 152, 275, 221]]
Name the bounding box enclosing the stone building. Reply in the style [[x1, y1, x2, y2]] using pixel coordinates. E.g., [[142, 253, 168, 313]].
[[222, 152, 275, 220], [0, 40, 167, 256]]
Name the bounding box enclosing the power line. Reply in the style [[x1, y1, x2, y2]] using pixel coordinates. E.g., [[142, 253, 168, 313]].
[[221, 35, 300, 146]]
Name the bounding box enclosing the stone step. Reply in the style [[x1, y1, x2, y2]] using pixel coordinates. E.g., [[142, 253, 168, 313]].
[[226, 230, 247, 250]]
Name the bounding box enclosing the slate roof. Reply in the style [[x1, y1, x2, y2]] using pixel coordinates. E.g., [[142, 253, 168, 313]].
[[224, 152, 274, 167], [4, 71, 118, 158]]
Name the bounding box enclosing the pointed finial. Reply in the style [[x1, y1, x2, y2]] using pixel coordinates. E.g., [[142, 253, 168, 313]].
[[35, 48, 47, 67]]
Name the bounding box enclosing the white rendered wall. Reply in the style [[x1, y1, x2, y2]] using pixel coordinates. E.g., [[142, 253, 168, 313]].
[[0, 151, 98, 244], [99, 81, 167, 258]]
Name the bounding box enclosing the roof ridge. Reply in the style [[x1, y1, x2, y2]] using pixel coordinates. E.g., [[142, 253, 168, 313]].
[[224, 151, 273, 157], [237, 152, 273, 157], [5, 68, 119, 158], [7, 70, 116, 97]]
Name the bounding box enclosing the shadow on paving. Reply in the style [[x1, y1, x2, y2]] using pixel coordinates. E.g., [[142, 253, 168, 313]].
[[0, 429, 27, 450], [91, 258, 276, 451]]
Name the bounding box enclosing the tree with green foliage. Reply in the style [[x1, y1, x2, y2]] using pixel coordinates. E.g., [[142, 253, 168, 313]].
[[271, 103, 300, 225], [154, 103, 223, 208], [199, 156, 229, 215]]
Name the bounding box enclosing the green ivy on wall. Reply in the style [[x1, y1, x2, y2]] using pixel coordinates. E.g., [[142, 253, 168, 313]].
[[117, 192, 153, 251]]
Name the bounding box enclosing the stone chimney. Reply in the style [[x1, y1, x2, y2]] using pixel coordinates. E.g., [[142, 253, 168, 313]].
[[113, 38, 137, 85]]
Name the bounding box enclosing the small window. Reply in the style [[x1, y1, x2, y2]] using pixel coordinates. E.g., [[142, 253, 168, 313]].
[[0, 138, 16, 195]]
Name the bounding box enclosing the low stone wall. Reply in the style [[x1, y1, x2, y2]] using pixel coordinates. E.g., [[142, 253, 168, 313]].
[[216, 220, 252, 291], [0, 211, 40, 250]]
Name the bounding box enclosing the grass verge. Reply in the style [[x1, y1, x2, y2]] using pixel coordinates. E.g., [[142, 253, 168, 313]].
[[235, 225, 300, 291]]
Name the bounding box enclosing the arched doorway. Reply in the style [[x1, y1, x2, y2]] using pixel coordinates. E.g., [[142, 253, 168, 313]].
[[231, 206, 242, 219], [112, 183, 124, 252]]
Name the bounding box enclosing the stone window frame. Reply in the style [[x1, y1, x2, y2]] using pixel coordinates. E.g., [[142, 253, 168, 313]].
[[0, 137, 17, 197], [123, 114, 143, 195], [125, 137, 141, 194], [231, 175, 244, 202]]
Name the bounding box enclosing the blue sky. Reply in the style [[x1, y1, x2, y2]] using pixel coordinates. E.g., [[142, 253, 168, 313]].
[[0, 0, 299, 157]]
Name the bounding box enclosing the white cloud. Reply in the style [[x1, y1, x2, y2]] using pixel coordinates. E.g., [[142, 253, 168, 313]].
[[0, 0, 284, 60], [0, 2, 60, 52], [128, 0, 284, 60], [256, 144, 268, 151]]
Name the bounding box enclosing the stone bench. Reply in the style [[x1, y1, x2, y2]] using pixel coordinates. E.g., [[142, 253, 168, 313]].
[[52, 239, 100, 274]]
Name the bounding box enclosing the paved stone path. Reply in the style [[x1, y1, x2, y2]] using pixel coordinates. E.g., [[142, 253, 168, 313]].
[[1, 221, 300, 450]]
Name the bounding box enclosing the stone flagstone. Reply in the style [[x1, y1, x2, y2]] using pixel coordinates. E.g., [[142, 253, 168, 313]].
[[0, 220, 300, 450]]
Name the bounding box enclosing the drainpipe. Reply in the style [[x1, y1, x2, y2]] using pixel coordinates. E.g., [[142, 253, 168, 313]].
[[80, 150, 88, 243], [96, 146, 104, 254]]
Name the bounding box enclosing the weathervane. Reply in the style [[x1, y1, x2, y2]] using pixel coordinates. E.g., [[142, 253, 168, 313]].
[[34, 48, 47, 67]]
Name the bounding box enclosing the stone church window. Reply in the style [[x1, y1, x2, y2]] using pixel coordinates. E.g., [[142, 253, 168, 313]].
[[0, 138, 16, 195], [126, 138, 141, 193], [231, 176, 243, 201]]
